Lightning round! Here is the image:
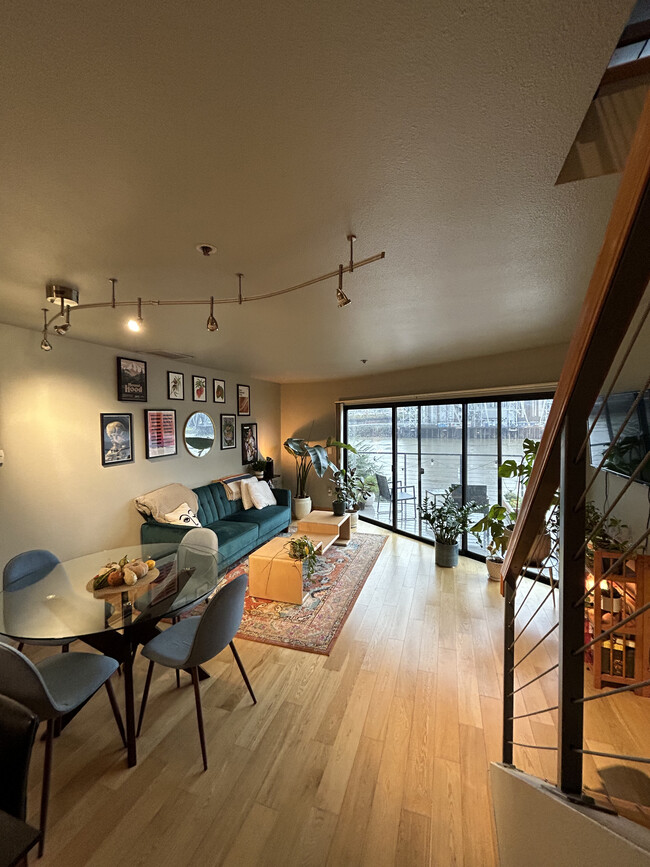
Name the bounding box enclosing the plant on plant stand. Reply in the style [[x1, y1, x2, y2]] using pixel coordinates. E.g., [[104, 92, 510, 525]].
[[471, 504, 510, 581], [418, 485, 479, 568], [285, 535, 319, 579], [249, 458, 268, 479], [328, 471, 347, 516], [283, 436, 356, 520]]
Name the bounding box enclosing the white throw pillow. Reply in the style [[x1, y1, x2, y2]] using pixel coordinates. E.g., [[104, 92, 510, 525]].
[[240, 478, 256, 510], [250, 480, 277, 510], [163, 502, 202, 527]]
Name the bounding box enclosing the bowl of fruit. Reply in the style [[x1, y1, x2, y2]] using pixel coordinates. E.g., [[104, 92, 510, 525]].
[[87, 554, 158, 596]]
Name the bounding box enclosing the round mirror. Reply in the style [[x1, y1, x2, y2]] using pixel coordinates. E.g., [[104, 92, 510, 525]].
[[184, 412, 215, 457]]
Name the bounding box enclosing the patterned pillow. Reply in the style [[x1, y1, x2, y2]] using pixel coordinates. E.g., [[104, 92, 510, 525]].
[[163, 502, 202, 527]]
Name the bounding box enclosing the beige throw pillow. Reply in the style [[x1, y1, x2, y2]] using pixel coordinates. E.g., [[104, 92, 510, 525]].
[[250, 480, 277, 510]]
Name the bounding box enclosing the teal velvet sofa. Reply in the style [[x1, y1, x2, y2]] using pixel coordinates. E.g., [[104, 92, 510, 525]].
[[138, 482, 291, 571]]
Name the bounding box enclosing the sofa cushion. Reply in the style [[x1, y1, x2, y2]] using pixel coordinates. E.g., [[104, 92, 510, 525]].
[[194, 485, 222, 525], [224, 505, 289, 537], [250, 480, 277, 509], [205, 519, 258, 562]]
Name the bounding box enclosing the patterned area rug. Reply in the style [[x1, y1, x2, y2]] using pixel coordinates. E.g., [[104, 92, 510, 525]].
[[219, 533, 386, 655]]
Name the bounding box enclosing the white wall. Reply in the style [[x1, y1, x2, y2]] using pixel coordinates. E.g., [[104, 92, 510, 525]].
[[0, 323, 281, 563]]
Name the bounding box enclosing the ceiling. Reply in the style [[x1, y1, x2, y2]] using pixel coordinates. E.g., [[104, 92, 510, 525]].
[[0, 1, 634, 383]]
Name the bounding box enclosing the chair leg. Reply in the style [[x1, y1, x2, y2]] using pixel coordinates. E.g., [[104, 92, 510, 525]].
[[230, 641, 257, 704], [61, 644, 69, 653], [39, 719, 55, 857], [190, 667, 208, 771], [17, 641, 24, 653], [136, 660, 155, 738], [105, 678, 127, 748]]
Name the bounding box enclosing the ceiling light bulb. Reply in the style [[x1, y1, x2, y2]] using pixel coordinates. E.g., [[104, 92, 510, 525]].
[[207, 296, 219, 331], [127, 318, 141, 332], [336, 265, 351, 307], [40, 334, 52, 351]]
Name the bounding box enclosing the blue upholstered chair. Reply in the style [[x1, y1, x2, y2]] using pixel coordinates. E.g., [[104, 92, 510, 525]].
[[3, 550, 71, 653], [0, 644, 125, 856], [136, 573, 255, 771]]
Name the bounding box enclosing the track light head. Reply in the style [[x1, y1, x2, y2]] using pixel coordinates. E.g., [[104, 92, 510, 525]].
[[127, 298, 144, 332], [207, 297, 219, 331], [40, 334, 52, 351], [336, 265, 351, 307]]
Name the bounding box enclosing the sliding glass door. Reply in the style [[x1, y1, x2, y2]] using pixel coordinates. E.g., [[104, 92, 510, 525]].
[[344, 392, 553, 559]]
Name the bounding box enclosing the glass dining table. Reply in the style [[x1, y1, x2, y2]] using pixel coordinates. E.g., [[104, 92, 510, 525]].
[[0, 542, 223, 767]]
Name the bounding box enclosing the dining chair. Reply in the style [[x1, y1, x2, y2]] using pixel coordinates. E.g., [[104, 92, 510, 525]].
[[136, 573, 255, 771], [3, 550, 71, 653], [375, 473, 417, 520], [0, 644, 125, 856]]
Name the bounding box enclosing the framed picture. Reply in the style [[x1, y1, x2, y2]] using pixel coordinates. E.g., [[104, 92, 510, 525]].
[[167, 371, 184, 400], [241, 422, 258, 464], [101, 413, 134, 466], [221, 413, 236, 450], [145, 409, 177, 458], [213, 378, 226, 403], [117, 357, 147, 402], [193, 375, 207, 402], [237, 383, 250, 415]]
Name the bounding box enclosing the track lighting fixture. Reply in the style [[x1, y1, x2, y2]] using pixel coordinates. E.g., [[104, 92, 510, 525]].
[[336, 264, 351, 307], [206, 296, 219, 331], [36, 236, 384, 350], [127, 298, 143, 332]]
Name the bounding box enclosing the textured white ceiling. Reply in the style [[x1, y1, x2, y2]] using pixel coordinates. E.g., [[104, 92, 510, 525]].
[[0, 1, 632, 382]]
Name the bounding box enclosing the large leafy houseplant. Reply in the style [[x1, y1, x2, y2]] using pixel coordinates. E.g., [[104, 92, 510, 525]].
[[283, 436, 355, 499], [419, 485, 478, 567]]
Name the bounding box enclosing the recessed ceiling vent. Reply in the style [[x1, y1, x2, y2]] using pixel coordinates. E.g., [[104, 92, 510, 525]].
[[147, 350, 195, 361]]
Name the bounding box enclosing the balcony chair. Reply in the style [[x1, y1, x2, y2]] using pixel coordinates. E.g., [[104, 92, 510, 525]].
[[0, 644, 125, 856], [375, 473, 416, 521], [3, 550, 71, 654], [136, 573, 255, 771]]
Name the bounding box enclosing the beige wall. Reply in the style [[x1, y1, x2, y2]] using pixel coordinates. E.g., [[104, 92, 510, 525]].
[[0, 323, 281, 563], [281, 342, 569, 507]]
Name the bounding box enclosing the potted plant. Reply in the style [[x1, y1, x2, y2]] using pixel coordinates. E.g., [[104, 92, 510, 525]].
[[285, 535, 319, 579], [249, 458, 268, 479], [328, 470, 347, 516], [283, 436, 356, 520], [471, 504, 509, 581], [418, 485, 478, 567]]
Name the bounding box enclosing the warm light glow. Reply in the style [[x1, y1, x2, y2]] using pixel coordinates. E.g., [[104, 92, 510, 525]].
[[600, 580, 609, 592], [127, 318, 141, 332]]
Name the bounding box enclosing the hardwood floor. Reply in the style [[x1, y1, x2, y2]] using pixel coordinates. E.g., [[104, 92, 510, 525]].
[[22, 526, 650, 865]]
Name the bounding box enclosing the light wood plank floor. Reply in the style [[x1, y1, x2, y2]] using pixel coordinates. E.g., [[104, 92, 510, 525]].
[[20, 526, 650, 866]]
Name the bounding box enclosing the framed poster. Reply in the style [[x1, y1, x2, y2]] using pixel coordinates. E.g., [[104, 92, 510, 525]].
[[221, 413, 236, 450], [145, 409, 177, 458], [101, 413, 134, 466], [117, 357, 147, 402], [193, 375, 207, 402], [237, 383, 250, 415], [213, 378, 226, 403], [167, 371, 184, 400], [241, 422, 258, 464]]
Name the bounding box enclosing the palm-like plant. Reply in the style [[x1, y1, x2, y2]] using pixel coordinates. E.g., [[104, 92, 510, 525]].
[[418, 486, 478, 545], [283, 437, 356, 499]]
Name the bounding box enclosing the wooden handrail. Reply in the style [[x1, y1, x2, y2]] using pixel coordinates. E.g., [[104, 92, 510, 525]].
[[502, 89, 650, 586]]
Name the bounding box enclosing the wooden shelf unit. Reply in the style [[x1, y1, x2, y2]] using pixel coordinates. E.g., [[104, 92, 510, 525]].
[[590, 551, 649, 697]]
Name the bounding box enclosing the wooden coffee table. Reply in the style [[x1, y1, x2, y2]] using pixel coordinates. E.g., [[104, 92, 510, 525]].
[[248, 534, 324, 604], [297, 510, 351, 548]]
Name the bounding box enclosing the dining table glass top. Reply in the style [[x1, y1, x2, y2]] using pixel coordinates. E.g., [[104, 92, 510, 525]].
[[0, 543, 223, 642]]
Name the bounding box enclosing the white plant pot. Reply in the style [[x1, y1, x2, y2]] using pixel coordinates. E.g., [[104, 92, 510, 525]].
[[486, 558, 503, 582], [293, 496, 312, 520], [348, 510, 359, 530]]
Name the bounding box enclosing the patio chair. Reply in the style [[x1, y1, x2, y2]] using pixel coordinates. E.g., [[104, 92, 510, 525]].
[[375, 473, 416, 521]]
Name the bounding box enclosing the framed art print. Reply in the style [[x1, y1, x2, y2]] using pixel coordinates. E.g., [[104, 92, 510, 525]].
[[221, 413, 236, 450], [145, 409, 177, 458], [237, 383, 250, 415], [168, 371, 184, 400], [193, 375, 207, 402], [241, 422, 258, 464], [213, 378, 226, 403], [117, 357, 147, 402], [101, 413, 134, 466]]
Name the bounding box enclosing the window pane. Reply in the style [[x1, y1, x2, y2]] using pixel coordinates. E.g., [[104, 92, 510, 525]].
[[395, 406, 419, 534], [467, 401, 499, 554], [419, 403, 463, 542], [346, 407, 393, 527]]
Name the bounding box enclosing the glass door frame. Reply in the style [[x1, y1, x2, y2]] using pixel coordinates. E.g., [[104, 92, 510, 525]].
[[343, 390, 554, 560]]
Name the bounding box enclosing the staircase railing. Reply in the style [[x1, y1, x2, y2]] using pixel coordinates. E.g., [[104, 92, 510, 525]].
[[501, 88, 650, 801]]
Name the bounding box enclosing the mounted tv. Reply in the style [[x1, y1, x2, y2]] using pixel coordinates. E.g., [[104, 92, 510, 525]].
[[588, 390, 650, 486]]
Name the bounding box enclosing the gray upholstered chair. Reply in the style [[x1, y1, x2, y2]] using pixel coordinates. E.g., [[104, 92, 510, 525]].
[[3, 550, 71, 653], [136, 573, 255, 771], [0, 644, 125, 856]]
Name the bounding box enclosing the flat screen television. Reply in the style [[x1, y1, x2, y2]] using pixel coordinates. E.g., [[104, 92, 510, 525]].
[[588, 390, 650, 486]]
